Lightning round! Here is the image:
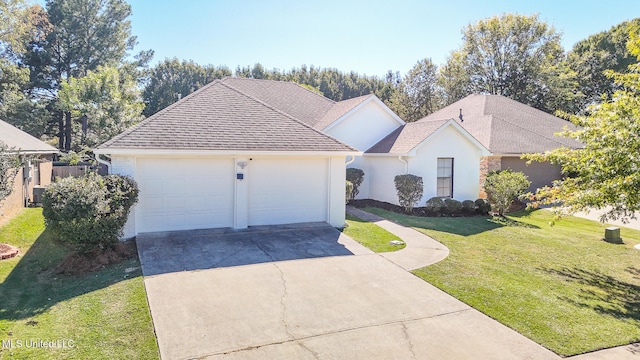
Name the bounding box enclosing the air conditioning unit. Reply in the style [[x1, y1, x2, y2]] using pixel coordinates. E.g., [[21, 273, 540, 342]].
[[32, 186, 46, 204]]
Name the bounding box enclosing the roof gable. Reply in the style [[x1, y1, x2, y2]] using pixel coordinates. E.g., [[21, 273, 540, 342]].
[[417, 94, 581, 154], [366, 119, 489, 156], [97, 79, 356, 153], [320, 95, 405, 132], [0, 120, 58, 154]]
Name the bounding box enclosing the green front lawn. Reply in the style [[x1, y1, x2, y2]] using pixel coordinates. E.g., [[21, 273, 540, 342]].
[[363, 207, 640, 357], [0, 209, 159, 360], [343, 214, 405, 252]]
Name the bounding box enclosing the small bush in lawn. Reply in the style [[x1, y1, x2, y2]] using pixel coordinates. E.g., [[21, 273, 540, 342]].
[[484, 169, 531, 215], [346, 168, 364, 199], [345, 180, 354, 204], [425, 197, 445, 214], [443, 198, 462, 215], [462, 200, 476, 215], [394, 174, 423, 213], [42, 172, 139, 252], [475, 198, 492, 215]]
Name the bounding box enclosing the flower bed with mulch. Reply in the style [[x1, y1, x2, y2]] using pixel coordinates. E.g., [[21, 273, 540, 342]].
[[53, 240, 138, 275], [349, 198, 525, 217], [348, 198, 480, 217]]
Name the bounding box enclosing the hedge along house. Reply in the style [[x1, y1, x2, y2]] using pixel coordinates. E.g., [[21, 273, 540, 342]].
[[415, 94, 583, 196], [94, 78, 360, 236], [0, 119, 58, 219]]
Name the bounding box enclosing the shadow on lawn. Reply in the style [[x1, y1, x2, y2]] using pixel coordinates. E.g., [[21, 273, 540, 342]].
[[360, 207, 541, 237], [0, 227, 141, 321], [542, 266, 640, 323], [405, 214, 539, 237]]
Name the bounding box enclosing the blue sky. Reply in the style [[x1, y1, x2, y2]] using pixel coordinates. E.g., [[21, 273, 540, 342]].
[[127, 0, 640, 78]]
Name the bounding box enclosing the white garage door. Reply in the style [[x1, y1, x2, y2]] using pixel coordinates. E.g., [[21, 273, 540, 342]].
[[248, 158, 328, 226], [136, 157, 234, 233]]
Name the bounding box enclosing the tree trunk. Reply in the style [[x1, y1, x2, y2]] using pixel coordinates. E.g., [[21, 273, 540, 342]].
[[64, 111, 72, 151], [57, 110, 64, 150]]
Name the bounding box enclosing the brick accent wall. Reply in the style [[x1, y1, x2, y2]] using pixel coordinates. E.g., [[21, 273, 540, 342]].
[[478, 156, 502, 198]]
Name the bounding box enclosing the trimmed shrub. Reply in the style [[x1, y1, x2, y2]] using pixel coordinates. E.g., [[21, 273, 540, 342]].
[[462, 200, 476, 214], [443, 198, 462, 215], [394, 174, 423, 213], [42, 172, 139, 252], [475, 198, 492, 215], [346, 168, 364, 199], [484, 169, 531, 215], [345, 180, 354, 204], [425, 197, 445, 214]]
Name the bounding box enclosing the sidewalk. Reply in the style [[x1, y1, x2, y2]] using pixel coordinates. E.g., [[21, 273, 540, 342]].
[[567, 343, 640, 360], [346, 206, 449, 270], [573, 208, 640, 231]]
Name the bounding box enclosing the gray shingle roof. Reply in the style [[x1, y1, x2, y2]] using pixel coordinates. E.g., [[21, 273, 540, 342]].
[[98, 78, 357, 152], [315, 95, 372, 130], [219, 78, 373, 131], [0, 119, 58, 154], [416, 94, 582, 154], [366, 120, 449, 154], [219, 78, 335, 128]]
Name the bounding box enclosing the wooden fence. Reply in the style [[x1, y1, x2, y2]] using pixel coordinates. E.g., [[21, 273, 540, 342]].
[[52, 164, 108, 179]]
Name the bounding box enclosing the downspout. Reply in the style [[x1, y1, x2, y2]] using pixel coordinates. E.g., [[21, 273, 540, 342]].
[[95, 154, 111, 174], [398, 155, 408, 174], [345, 155, 356, 166]]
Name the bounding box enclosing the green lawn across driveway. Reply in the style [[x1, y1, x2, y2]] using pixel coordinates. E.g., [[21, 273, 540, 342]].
[[343, 214, 405, 253], [0, 208, 159, 360], [363, 207, 640, 357]]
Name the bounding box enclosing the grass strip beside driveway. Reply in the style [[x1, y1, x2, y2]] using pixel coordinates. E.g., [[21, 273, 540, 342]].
[[0, 208, 159, 360], [362, 207, 640, 357], [343, 214, 405, 253]]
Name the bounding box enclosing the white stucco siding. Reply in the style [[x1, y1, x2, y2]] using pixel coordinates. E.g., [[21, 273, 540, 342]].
[[365, 156, 406, 204], [346, 156, 370, 200], [326, 101, 402, 152], [409, 126, 483, 203], [363, 125, 484, 206], [110, 156, 137, 238], [327, 157, 347, 227]]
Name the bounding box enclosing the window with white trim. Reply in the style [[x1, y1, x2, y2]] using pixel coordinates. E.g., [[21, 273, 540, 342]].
[[437, 158, 453, 197]]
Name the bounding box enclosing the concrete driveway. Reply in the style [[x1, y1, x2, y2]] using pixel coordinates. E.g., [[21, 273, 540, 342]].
[[137, 223, 559, 360]]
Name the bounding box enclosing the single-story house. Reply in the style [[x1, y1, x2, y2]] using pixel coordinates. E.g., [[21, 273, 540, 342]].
[[415, 94, 582, 194], [96, 78, 492, 235], [0, 120, 58, 219], [96, 78, 575, 235]]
